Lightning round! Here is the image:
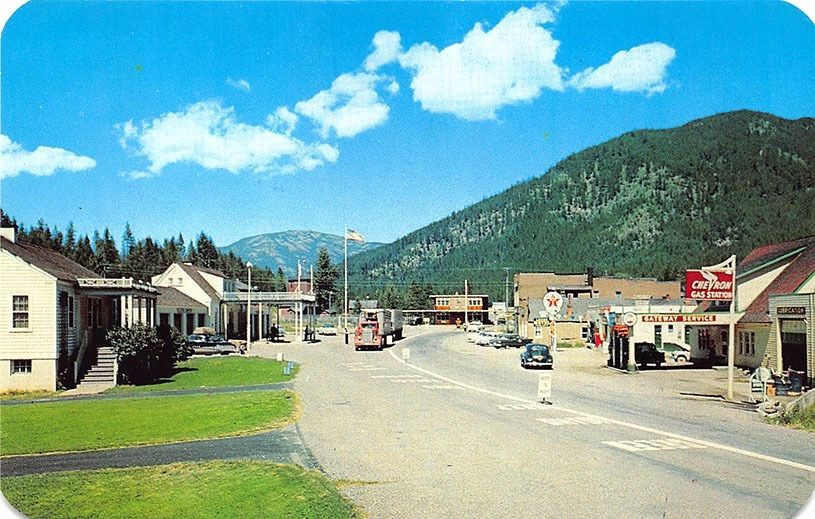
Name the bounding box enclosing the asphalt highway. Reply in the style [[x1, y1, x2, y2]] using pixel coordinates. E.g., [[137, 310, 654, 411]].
[[275, 327, 815, 519]]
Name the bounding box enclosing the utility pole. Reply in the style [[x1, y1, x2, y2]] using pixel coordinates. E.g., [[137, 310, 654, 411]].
[[464, 279, 469, 326], [504, 267, 510, 332]]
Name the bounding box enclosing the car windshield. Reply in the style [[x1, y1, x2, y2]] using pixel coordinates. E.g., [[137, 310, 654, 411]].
[[210, 335, 226, 342], [361, 322, 376, 329], [528, 345, 548, 354]]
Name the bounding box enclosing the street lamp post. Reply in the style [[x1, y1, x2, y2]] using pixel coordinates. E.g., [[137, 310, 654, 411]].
[[246, 262, 253, 348]]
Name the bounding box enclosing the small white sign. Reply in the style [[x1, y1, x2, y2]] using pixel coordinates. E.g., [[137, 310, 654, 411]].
[[276, 352, 284, 362], [622, 312, 637, 327], [544, 291, 563, 315], [538, 372, 552, 401], [402, 348, 410, 361]]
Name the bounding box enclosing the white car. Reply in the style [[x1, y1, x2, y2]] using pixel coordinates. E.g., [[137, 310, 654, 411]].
[[467, 331, 481, 342], [317, 323, 338, 335], [466, 321, 484, 332], [475, 331, 497, 346]]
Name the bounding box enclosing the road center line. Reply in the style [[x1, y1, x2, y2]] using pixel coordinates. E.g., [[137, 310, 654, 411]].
[[387, 347, 815, 474]]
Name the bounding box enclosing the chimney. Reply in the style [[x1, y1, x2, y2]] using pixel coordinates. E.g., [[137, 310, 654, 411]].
[[586, 266, 594, 287], [0, 226, 16, 243]]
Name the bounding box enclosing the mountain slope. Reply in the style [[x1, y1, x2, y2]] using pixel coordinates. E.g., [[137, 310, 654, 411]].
[[348, 110, 815, 298], [221, 230, 383, 275]]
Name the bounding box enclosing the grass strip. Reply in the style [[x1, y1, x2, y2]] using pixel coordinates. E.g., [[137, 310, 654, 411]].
[[1, 390, 295, 456], [107, 356, 297, 393], [768, 405, 815, 432], [1, 460, 357, 519]]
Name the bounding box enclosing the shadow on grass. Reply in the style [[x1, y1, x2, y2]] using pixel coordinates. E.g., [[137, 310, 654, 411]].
[[127, 367, 199, 387]]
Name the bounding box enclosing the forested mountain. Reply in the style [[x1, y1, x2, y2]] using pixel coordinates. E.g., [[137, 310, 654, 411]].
[[348, 110, 815, 301], [220, 230, 383, 275]]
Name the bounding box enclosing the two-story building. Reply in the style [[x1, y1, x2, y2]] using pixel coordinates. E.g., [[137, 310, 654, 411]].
[[431, 294, 489, 325]]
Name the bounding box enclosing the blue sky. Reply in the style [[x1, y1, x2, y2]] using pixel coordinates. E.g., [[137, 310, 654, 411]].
[[1, 1, 814, 247]]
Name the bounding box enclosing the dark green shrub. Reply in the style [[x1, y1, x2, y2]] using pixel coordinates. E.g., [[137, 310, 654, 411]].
[[107, 325, 190, 384]]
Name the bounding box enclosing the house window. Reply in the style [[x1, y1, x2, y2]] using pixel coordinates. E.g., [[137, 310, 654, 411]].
[[11, 359, 32, 374], [580, 327, 589, 341], [615, 291, 622, 299], [534, 324, 543, 338], [12, 295, 29, 329], [68, 296, 75, 328]]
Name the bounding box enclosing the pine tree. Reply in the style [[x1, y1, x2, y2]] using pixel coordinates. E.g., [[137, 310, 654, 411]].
[[276, 267, 287, 292], [313, 247, 339, 312], [122, 222, 135, 258], [64, 222, 77, 260]]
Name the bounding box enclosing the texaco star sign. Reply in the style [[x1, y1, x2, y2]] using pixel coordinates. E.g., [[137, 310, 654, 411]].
[[544, 291, 563, 316]]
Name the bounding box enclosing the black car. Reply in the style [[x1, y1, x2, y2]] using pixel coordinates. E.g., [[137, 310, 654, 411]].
[[520, 344, 553, 369], [187, 333, 238, 355], [490, 333, 531, 349], [633, 342, 666, 367]]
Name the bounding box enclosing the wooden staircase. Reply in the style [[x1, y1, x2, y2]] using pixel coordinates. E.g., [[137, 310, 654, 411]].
[[75, 346, 116, 390]]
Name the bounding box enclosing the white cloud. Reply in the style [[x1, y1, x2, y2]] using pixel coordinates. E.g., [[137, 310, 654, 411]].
[[568, 42, 676, 94], [0, 135, 96, 179], [295, 72, 391, 138], [398, 4, 564, 120], [364, 30, 402, 72], [266, 106, 299, 136], [117, 100, 338, 178], [226, 77, 252, 92]]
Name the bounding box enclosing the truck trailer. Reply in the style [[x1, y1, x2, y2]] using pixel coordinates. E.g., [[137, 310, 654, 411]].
[[354, 309, 404, 350]]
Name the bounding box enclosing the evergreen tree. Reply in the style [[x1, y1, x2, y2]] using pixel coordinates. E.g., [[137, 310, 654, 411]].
[[75, 235, 95, 270], [195, 232, 219, 268], [276, 267, 287, 292], [313, 247, 339, 312], [122, 222, 135, 258], [64, 222, 77, 260]]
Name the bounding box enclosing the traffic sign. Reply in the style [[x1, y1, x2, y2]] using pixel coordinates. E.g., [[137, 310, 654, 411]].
[[538, 372, 552, 402], [622, 312, 637, 326]]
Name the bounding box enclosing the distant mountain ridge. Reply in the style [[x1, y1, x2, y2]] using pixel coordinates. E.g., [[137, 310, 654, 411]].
[[347, 110, 815, 299], [220, 230, 383, 275]]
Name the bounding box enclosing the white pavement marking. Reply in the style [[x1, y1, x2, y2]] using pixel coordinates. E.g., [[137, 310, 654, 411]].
[[390, 378, 434, 384], [604, 439, 707, 452], [498, 403, 550, 411], [370, 374, 423, 379], [349, 367, 388, 371], [422, 384, 465, 390], [387, 347, 815, 474], [537, 416, 615, 426]]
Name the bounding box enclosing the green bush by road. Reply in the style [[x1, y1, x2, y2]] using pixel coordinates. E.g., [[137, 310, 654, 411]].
[[2, 460, 357, 519], [1, 390, 296, 456], [768, 405, 815, 432], [107, 356, 297, 393]]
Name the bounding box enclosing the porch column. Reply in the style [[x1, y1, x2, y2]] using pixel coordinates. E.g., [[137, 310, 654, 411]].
[[257, 302, 262, 340], [127, 295, 134, 327], [223, 304, 229, 339], [140, 297, 147, 324], [120, 295, 127, 327], [775, 316, 784, 372]]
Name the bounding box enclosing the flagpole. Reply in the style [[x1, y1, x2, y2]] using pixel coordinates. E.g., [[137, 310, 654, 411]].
[[344, 226, 349, 344]]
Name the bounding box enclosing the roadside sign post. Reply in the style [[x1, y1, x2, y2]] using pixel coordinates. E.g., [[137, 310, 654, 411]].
[[622, 312, 638, 374], [538, 372, 552, 404], [544, 291, 563, 352]]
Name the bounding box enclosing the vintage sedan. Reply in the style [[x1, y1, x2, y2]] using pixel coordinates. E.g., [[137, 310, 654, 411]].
[[520, 344, 553, 369], [187, 333, 238, 355], [318, 323, 338, 336]]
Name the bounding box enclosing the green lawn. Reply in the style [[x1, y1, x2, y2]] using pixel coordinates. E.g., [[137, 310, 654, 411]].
[[107, 356, 297, 393], [1, 390, 296, 456], [1, 460, 357, 519]]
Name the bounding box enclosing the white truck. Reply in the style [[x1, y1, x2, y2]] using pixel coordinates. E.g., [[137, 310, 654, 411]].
[[354, 309, 404, 350]]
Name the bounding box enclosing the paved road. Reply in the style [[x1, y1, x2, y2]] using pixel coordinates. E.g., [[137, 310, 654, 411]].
[[0, 425, 318, 476], [258, 328, 815, 519]]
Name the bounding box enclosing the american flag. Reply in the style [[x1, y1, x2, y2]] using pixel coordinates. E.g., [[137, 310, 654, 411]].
[[345, 229, 365, 242]]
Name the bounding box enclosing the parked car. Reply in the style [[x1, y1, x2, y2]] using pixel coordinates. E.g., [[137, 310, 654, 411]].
[[633, 342, 666, 367], [475, 331, 498, 346], [490, 333, 530, 349], [659, 342, 691, 362], [407, 316, 422, 326], [465, 320, 484, 332], [317, 323, 338, 335], [520, 344, 553, 369], [187, 333, 238, 355], [467, 331, 481, 343]]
